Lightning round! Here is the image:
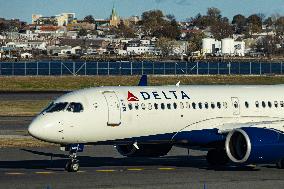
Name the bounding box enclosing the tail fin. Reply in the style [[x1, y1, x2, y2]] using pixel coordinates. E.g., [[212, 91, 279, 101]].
[[138, 75, 147, 86]]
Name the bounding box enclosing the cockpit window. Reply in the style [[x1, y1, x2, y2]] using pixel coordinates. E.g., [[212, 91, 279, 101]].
[[67, 102, 84, 113], [46, 102, 68, 113], [40, 102, 54, 114]]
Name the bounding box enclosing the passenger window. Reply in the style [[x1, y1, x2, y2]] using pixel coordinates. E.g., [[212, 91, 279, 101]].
[[198, 102, 202, 109], [256, 101, 259, 108], [180, 102, 184, 109], [46, 102, 68, 113], [128, 103, 133, 110], [173, 103, 177, 109], [186, 102, 190, 109], [141, 103, 146, 110], [223, 102, 228, 109], [192, 102, 196, 109], [274, 101, 278, 108], [281, 101, 284, 107], [135, 103, 139, 110], [167, 103, 171, 109], [217, 102, 221, 109], [268, 101, 272, 108], [245, 101, 249, 108], [148, 103, 152, 110], [67, 102, 84, 113], [211, 102, 215, 109], [262, 101, 266, 108], [161, 103, 165, 110], [154, 103, 158, 110], [205, 102, 209, 109]]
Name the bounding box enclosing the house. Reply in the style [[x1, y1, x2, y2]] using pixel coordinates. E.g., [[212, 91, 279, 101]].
[[21, 52, 33, 59]]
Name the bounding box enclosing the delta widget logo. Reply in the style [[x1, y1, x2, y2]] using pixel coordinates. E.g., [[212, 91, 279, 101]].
[[127, 91, 139, 101]]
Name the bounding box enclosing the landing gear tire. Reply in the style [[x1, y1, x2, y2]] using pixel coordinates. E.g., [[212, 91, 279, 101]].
[[65, 161, 80, 172], [276, 159, 284, 169], [206, 149, 229, 166], [65, 151, 80, 172]]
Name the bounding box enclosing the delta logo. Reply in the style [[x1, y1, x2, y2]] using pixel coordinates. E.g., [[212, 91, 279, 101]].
[[127, 91, 139, 101], [127, 91, 190, 101]]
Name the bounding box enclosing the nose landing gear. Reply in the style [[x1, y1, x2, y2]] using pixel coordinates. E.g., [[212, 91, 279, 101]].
[[65, 151, 80, 172], [61, 144, 84, 172]]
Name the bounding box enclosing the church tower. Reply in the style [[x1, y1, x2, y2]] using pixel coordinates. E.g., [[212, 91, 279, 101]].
[[110, 5, 119, 27]]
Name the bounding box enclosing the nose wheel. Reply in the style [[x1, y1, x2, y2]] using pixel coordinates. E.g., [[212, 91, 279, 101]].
[[65, 151, 80, 172]]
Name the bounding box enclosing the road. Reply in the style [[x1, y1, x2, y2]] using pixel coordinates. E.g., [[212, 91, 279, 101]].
[[0, 91, 66, 101], [0, 146, 284, 189]]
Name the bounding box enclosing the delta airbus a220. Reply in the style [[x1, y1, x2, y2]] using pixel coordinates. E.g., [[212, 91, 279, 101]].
[[29, 75, 284, 172]]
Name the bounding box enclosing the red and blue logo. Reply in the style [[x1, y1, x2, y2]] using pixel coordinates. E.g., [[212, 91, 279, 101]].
[[127, 91, 139, 101]]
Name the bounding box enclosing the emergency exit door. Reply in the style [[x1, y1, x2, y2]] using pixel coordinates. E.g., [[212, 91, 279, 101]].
[[231, 97, 240, 115], [103, 91, 121, 126]]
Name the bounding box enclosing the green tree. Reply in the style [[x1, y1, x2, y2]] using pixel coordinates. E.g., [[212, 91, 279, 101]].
[[232, 14, 247, 34], [83, 15, 95, 24], [78, 28, 88, 36], [140, 10, 180, 39], [207, 7, 222, 23], [247, 14, 262, 33]]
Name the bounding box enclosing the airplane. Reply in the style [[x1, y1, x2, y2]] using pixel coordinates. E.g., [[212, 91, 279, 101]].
[[28, 75, 284, 172]]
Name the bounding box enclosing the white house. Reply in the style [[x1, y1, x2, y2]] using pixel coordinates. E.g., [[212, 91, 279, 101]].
[[126, 46, 155, 55], [21, 52, 33, 59]]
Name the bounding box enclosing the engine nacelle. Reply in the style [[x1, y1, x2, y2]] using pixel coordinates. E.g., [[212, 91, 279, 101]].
[[116, 143, 172, 157], [225, 127, 284, 164]]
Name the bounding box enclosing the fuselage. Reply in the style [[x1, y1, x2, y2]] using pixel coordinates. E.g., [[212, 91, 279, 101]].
[[28, 85, 284, 146]]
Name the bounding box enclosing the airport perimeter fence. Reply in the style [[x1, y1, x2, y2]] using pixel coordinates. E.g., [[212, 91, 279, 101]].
[[0, 61, 284, 76]]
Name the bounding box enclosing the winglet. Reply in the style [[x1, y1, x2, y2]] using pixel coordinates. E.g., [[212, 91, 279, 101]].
[[176, 81, 180, 87], [138, 75, 147, 86]]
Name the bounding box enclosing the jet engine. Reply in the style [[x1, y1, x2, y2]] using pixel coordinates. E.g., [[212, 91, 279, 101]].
[[225, 127, 284, 164], [116, 143, 172, 157]]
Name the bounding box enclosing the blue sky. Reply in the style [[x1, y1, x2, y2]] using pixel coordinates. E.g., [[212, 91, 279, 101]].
[[0, 0, 283, 23]]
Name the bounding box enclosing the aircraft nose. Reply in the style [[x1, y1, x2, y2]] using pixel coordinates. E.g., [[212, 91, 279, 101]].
[[28, 121, 42, 139]]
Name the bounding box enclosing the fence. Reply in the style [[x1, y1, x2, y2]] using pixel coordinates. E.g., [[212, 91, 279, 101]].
[[0, 61, 284, 76]]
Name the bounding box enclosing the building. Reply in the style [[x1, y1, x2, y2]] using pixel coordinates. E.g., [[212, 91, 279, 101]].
[[109, 6, 120, 27], [57, 13, 76, 26], [32, 13, 76, 26], [202, 38, 245, 57]]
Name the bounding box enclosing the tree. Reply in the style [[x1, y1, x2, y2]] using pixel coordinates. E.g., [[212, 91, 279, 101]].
[[140, 10, 180, 39], [156, 37, 178, 57], [78, 28, 88, 36], [275, 17, 284, 35], [83, 15, 95, 24], [247, 14, 262, 33], [207, 7, 222, 23], [232, 14, 246, 34], [111, 22, 136, 38], [211, 20, 233, 40], [186, 32, 206, 52]]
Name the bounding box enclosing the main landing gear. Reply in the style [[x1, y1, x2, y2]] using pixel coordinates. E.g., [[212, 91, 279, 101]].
[[206, 148, 229, 166], [65, 150, 80, 172]]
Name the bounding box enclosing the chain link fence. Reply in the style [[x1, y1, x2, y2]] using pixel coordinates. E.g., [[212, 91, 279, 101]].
[[0, 61, 283, 76]]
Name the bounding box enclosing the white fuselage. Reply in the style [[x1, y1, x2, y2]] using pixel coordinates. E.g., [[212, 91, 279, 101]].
[[28, 85, 284, 145]]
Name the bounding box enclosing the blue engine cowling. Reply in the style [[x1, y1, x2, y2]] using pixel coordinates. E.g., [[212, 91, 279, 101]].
[[225, 127, 284, 164]]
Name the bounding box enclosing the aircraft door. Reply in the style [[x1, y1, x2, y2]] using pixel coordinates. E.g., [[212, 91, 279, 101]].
[[231, 97, 240, 115], [103, 91, 121, 126]]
